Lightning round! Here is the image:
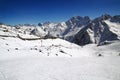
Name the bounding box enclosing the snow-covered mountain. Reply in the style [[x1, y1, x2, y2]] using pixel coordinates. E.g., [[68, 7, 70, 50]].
[[41, 22, 67, 38], [67, 14, 120, 46], [63, 16, 90, 41], [0, 14, 120, 46]]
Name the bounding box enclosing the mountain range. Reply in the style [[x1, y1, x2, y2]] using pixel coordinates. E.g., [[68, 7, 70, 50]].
[[0, 14, 120, 46]]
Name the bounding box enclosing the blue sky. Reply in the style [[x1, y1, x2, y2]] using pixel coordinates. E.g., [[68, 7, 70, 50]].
[[0, 0, 120, 25]]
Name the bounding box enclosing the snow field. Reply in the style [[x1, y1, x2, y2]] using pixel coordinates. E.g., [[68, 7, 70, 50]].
[[0, 37, 120, 80], [0, 57, 120, 80]]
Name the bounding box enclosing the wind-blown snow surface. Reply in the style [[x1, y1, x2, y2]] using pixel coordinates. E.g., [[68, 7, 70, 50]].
[[0, 37, 120, 80]]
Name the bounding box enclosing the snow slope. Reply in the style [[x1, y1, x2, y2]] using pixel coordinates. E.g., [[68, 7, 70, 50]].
[[0, 36, 120, 80], [0, 36, 93, 60], [0, 57, 120, 80]]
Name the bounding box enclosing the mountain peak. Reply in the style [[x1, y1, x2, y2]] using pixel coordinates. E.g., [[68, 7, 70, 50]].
[[101, 14, 112, 20]]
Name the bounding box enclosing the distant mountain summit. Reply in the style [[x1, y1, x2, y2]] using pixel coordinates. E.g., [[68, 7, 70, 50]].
[[0, 14, 120, 46]]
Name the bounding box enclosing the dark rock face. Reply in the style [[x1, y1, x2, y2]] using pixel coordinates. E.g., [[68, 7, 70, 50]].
[[97, 22, 118, 45], [71, 23, 92, 45], [73, 31, 91, 45]]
